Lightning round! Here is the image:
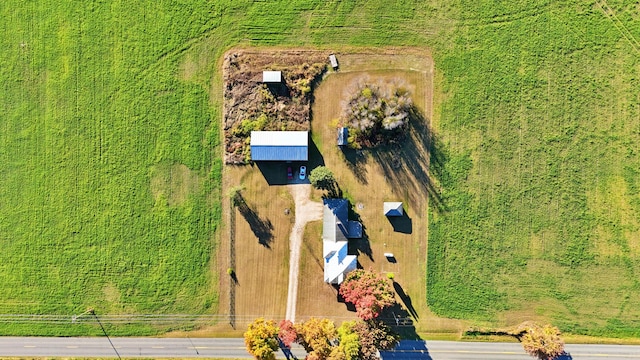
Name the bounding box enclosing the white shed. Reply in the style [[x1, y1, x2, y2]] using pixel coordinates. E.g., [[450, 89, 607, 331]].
[[262, 70, 282, 83]]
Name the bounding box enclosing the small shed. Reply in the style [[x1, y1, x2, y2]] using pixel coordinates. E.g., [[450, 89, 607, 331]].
[[262, 70, 282, 83], [337, 127, 348, 146], [329, 54, 339, 69], [384, 202, 404, 217]]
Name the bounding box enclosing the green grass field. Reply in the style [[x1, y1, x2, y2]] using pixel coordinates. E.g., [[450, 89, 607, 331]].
[[1, 0, 640, 337]]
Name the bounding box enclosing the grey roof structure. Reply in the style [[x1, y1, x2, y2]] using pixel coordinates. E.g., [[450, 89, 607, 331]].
[[250, 131, 308, 161], [384, 202, 404, 217], [322, 198, 361, 284]]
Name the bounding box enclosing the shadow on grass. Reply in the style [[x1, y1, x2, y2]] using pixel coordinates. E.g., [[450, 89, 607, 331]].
[[387, 212, 412, 234], [393, 281, 418, 320], [347, 201, 373, 261], [380, 303, 421, 341], [341, 146, 369, 184], [369, 107, 446, 214], [234, 192, 274, 248]]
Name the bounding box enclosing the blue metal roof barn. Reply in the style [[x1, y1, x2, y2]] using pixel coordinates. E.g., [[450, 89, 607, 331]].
[[250, 131, 308, 161]]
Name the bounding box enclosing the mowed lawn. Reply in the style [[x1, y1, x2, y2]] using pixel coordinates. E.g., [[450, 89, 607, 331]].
[[2, 0, 640, 338]]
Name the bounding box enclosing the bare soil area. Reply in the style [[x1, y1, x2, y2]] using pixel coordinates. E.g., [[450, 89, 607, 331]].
[[222, 50, 327, 164]]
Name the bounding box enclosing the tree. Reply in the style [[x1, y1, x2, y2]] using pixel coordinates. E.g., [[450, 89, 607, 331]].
[[308, 166, 336, 191], [329, 321, 360, 360], [228, 184, 246, 207], [243, 318, 279, 360], [341, 82, 413, 147], [278, 319, 297, 348], [352, 320, 399, 360], [517, 322, 565, 360], [295, 317, 337, 360], [339, 269, 397, 320]]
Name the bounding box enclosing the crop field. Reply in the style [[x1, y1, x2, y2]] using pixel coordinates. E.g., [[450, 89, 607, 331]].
[[2, 0, 640, 338]]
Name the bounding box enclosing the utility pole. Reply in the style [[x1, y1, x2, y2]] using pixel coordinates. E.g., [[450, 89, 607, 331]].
[[72, 308, 121, 359]]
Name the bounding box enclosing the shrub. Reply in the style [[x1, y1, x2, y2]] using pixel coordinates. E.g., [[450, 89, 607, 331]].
[[341, 81, 413, 148]]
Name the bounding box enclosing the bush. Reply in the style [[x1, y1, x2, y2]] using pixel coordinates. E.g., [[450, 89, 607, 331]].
[[341, 81, 413, 148]]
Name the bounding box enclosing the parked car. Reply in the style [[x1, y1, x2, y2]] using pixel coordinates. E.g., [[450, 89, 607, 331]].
[[299, 165, 306, 180], [287, 166, 293, 180]]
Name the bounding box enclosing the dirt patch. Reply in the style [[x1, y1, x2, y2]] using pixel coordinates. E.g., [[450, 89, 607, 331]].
[[222, 50, 328, 164], [150, 163, 202, 206]]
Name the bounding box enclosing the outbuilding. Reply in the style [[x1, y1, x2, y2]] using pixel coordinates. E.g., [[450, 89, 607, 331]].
[[250, 131, 308, 161], [337, 127, 348, 146], [262, 70, 282, 83], [329, 54, 339, 69], [384, 202, 404, 217]]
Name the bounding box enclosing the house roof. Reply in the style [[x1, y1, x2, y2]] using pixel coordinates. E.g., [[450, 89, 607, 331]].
[[323, 241, 357, 284], [250, 131, 308, 161], [322, 198, 361, 284], [384, 202, 404, 216], [262, 70, 282, 83]]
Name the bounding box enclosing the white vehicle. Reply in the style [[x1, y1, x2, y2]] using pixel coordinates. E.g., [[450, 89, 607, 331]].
[[299, 165, 306, 180]]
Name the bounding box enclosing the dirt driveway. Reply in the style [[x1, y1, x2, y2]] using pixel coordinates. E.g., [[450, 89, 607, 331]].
[[285, 184, 323, 322]]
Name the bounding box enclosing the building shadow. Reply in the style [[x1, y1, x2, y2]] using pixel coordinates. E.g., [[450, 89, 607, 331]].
[[380, 340, 432, 360], [393, 281, 418, 319], [234, 192, 274, 248], [255, 162, 288, 185], [266, 82, 291, 98], [347, 202, 373, 261], [307, 136, 326, 170], [387, 213, 412, 234]]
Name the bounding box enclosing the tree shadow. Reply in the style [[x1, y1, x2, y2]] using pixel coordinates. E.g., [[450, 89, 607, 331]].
[[230, 272, 239, 285], [234, 192, 274, 248], [387, 212, 412, 234], [380, 340, 432, 360], [557, 352, 573, 360], [393, 281, 418, 320], [370, 106, 447, 214], [340, 147, 368, 184], [379, 303, 420, 341]]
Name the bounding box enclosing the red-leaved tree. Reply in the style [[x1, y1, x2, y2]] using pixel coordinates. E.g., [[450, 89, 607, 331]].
[[339, 269, 397, 320], [278, 319, 297, 348]]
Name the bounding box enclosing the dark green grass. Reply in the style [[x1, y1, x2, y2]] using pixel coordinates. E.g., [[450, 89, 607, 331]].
[[2, 0, 640, 337]]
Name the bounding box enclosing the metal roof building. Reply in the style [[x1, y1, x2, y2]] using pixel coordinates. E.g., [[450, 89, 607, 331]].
[[384, 202, 404, 217], [250, 131, 308, 161], [262, 70, 282, 83]]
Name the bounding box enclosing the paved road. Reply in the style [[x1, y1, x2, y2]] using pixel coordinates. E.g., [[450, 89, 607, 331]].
[[1, 337, 639, 359]]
